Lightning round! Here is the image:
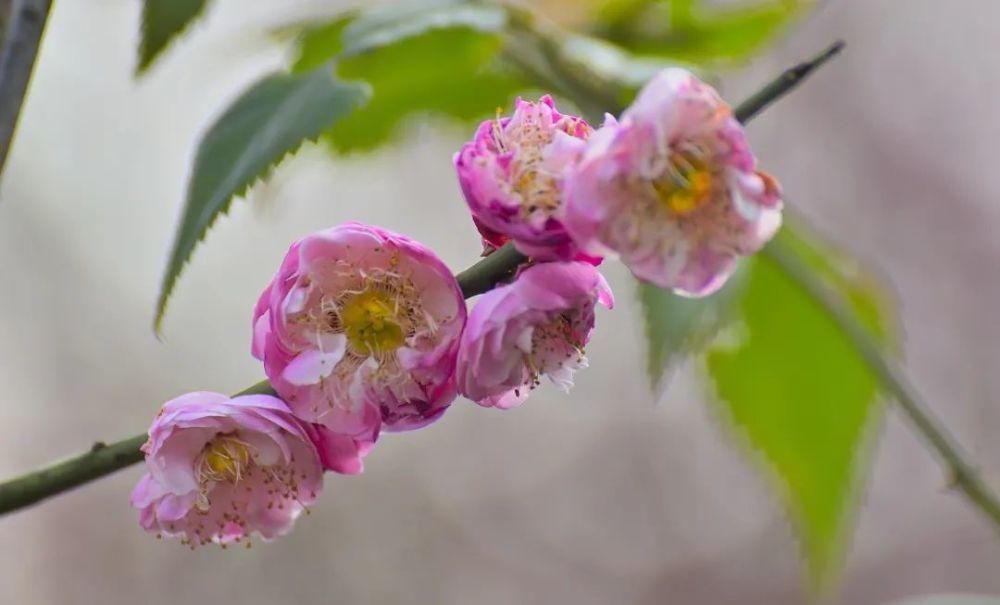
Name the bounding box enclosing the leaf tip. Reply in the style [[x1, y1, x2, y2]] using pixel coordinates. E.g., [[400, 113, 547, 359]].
[[135, 0, 211, 77]]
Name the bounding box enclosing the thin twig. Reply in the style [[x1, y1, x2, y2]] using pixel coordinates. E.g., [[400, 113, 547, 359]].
[[0, 435, 146, 515], [0, 246, 528, 516], [0, 0, 52, 178], [734, 40, 844, 123], [0, 380, 275, 515]]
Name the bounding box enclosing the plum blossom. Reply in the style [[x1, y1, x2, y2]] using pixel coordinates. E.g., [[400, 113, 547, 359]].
[[456, 262, 613, 409], [455, 95, 595, 261], [130, 392, 364, 547], [563, 68, 783, 296], [253, 223, 466, 435]]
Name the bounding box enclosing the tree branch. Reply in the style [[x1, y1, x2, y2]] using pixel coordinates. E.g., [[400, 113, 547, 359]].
[[0, 245, 528, 516], [0, 380, 276, 515]]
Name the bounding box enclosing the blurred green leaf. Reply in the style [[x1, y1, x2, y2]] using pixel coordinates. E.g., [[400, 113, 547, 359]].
[[138, 0, 209, 74], [594, 0, 664, 36], [155, 66, 370, 330], [638, 269, 745, 389], [292, 16, 355, 73], [777, 218, 893, 343], [341, 0, 507, 56], [594, 0, 812, 65], [663, 2, 807, 63], [562, 33, 702, 91], [669, 0, 698, 28], [705, 226, 891, 586], [293, 24, 529, 154]]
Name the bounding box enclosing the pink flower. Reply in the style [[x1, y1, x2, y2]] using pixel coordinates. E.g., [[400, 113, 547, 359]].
[[563, 68, 783, 296], [129, 392, 365, 547], [253, 223, 467, 435], [456, 262, 614, 409], [455, 95, 595, 261]]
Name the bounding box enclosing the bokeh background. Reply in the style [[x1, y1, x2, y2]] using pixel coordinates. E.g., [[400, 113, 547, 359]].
[[2, 1, 1000, 603]]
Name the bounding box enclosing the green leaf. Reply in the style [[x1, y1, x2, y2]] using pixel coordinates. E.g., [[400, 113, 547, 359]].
[[293, 24, 528, 154], [638, 269, 745, 389], [705, 227, 891, 587], [669, 0, 698, 28], [593, 0, 666, 37], [340, 0, 507, 57], [292, 16, 354, 73], [562, 34, 703, 91], [594, 0, 812, 65], [155, 66, 370, 331], [137, 0, 209, 74], [661, 2, 809, 64], [776, 219, 893, 343]]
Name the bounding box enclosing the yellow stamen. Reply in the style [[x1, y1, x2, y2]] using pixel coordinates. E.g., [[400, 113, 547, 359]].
[[340, 289, 405, 355], [198, 436, 251, 484], [653, 155, 714, 216]]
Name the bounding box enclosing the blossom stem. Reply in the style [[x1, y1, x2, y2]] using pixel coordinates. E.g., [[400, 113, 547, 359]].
[[0, 380, 275, 516], [0, 248, 530, 516], [456, 243, 528, 298], [0, 434, 147, 515], [763, 239, 1000, 531]]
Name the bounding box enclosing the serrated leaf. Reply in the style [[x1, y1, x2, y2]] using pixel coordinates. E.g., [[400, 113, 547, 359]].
[[155, 66, 370, 331], [340, 0, 507, 57], [705, 227, 892, 587], [137, 0, 209, 74], [638, 269, 745, 389], [292, 24, 528, 154]]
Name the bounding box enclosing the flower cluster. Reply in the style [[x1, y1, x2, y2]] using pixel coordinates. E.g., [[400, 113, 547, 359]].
[[133, 68, 780, 546]]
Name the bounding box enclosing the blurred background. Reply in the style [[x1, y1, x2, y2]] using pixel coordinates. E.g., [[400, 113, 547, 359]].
[[2, 0, 1000, 603]]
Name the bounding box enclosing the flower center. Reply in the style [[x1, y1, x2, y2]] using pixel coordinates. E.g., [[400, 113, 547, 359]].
[[524, 312, 585, 378], [340, 289, 405, 355], [492, 107, 571, 219], [197, 435, 252, 485], [652, 153, 713, 216]]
